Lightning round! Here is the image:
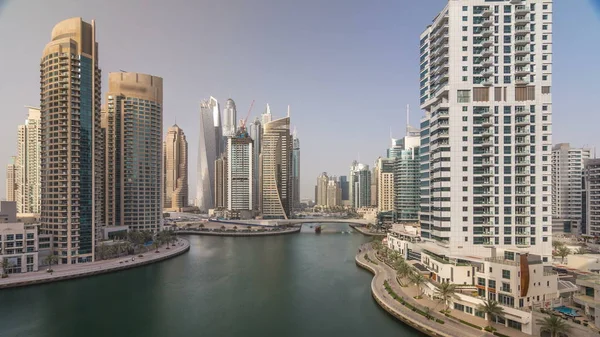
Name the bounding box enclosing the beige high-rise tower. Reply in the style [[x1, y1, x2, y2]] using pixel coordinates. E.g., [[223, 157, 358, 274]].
[[16, 107, 41, 214], [260, 116, 292, 219], [40, 18, 102, 264], [105, 72, 163, 232], [163, 125, 188, 211], [6, 156, 17, 202]]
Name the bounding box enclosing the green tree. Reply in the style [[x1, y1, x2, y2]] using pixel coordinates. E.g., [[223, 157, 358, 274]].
[[409, 272, 426, 297], [395, 260, 412, 286], [233, 226, 238, 231], [536, 315, 571, 337], [552, 240, 564, 250], [153, 241, 160, 253], [477, 299, 504, 328], [434, 282, 457, 311], [1, 259, 13, 277], [44, 254, 59, 271], [556, 246, 571, 263], [371, 240, 382, 252]]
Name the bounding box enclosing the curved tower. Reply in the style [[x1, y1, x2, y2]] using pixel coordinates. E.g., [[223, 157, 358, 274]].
[[40, 17, 101, 264], [260, 116, 292, 219], [197, 97, 218, 211]]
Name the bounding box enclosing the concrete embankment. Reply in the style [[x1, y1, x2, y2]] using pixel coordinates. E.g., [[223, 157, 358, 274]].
[[355, 251, 453, 337], [0, 239, 190, 290], [177, 227, 301, 237], [349, 224, 387, 237]]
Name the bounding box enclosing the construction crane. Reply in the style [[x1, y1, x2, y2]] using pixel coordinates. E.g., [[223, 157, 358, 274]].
[[239, 99, 255, 129]]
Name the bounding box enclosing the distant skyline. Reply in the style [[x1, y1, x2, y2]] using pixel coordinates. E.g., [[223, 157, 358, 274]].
[[1, 0, 600, 200]]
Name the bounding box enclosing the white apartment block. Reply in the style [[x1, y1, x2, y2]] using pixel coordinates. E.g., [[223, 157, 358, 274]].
[[387, 227, 559, 335], [419, 0, 553, 260], [227, 129, 253, 213], [584, 158, 600, 237], [551, 143, 590, 234], [376, 157, 395, 212], [16, 107, 41, 215], [0, 202, 39, 274]]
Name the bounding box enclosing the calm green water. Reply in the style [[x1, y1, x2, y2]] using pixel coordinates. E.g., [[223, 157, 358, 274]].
[[0, 224, 422, 337]]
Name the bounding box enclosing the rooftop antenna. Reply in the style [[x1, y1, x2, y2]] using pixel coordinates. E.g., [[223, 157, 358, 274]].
[[287, 105, 290, 117], [406, 104, 410, 134]]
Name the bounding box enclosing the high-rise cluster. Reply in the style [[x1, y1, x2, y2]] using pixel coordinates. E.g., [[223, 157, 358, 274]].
[[196, 101, 298, 220]]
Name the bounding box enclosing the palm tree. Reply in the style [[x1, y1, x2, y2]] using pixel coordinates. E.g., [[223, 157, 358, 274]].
[[199, 223, 205, 229], [233, 226, 238, 231], [409, 272, 426, 297], [477, 299, 504, 328], [153, 241, 160, 253], [434, 282, 457, 311], [556, 246, 570, 263], [536, 315, 571, 337], [395, 260, 412, 285], [1, 259, 13, 277], [220, 225, 226, 231], [44, 254, 59, 271], [247, 225, 252, 230], [371, 240, 382, 252]]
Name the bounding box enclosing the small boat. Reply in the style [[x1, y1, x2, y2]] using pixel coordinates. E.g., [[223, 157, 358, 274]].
[[310, 225, 313, 228], [315, 225, 322, 234]]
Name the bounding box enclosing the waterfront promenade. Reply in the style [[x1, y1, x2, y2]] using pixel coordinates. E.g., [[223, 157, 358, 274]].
[[177, 226, 300, 236], [356, 243, 531, 337], [0, 238, 190, 289]]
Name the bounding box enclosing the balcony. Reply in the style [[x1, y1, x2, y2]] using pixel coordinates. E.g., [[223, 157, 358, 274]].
[[515, 150, 529, 157], [482, 39, 493, 47], [482, 59, 493, 67], [515, 47, 530, 56], [515, 169, 530, 176], [515, 78, 529, 86], [515, 159, 530, 165], [481, 68, 493, 77], [514, 67, 530, 76], [515, 37, 530, 46], [515, 26, 529, 35], [481, 159, 494, 166], [515, 5, 530, 15], [515, 117, 529, 126], [481, 8, 492, 17], [481, 169, 494, 176], [515, 128, 529, 136], [481, 28, 492, 37], [515, 57, 530, 66], [515, 190, 531, 196], [481, 18, 492, 27], [482, 48, 493, 57], [482, 79, 493, 86], [515, 109, 530, 117], [515, 230, 530, 236], [515, 16, 529, 25]]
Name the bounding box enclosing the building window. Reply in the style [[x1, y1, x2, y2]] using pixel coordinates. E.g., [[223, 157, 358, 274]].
[[463, 66, 468, 71], [457, 90, 471, 103], [502, 270, 510, 279], [463, 26, 468, 31], [463, 36, 468, 41], [463, 56, 468, 61], [463, 76, 468, 82], [462, 46, 468, 51], [463, 16, 468, 21]]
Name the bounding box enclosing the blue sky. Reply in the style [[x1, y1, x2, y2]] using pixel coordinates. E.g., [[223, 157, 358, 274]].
[[0, 0, 599, 200]]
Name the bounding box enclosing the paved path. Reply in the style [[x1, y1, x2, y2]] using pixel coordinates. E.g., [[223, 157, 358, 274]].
[[0, 239, 190, 289], [357, 243, 491, 337]]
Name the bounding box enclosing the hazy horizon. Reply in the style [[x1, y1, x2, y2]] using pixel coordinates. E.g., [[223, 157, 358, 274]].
[[1, 0, 599, 201]]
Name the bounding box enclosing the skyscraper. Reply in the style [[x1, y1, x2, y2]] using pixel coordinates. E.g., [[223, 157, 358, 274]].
[[370, 163, 378, 207], [349, 161, 371, 209], [419, 1, 552, 259], [16, 107, 41, 214], [5, 156, 17, 202], [291, 129, 301, 210], [248, 117, 262, 211], [40, 17, 102, 264], [222, 98, 237, 138], [326, 176, 341, 208], [376, 157, 394, 212], [262, 103, 272, 125], [551, 143, 590, 234], [584, 159, 600, 237], [316, 172, 329, 206], [260, 116, 291, 219], [227, 126, 253, 215], [197, 97, 218, 211], [390, 126, 420, 222], [214, 155, 227, 209], [164, 124, 188, 211], [339, 175, 350, 202], [105, 72, 163, 232]]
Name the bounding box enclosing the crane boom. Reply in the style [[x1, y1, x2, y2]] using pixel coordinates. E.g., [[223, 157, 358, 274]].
[[241, 100, 255, 128]]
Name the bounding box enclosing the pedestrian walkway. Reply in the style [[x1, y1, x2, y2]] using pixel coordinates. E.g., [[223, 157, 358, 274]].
[[0, 239, 190, 289], [357, 243, 531, 337]]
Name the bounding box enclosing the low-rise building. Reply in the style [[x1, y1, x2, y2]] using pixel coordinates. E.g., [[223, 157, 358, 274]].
[[0, 201, 39, 274], [387, 231, 560, 335], [574, 274, 600, 328]]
